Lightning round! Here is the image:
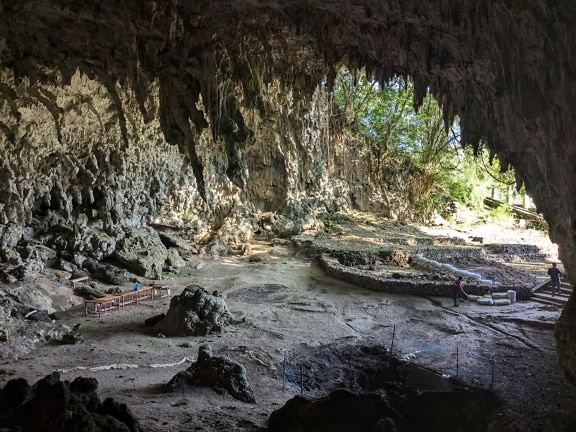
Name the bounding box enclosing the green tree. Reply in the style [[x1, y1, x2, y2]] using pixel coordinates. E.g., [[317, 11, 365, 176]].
[[332, 68, 518, 221]]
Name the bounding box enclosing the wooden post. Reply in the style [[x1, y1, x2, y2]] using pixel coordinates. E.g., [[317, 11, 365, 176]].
[[456, 345, 459, 376], [283, 352, 286, 390], [490, 357, 495, 389]]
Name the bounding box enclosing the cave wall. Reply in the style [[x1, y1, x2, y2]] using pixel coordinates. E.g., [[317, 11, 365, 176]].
[[0, 65, 386, 258], [2, 1, 576, 382], [0, 70, 200, 228]]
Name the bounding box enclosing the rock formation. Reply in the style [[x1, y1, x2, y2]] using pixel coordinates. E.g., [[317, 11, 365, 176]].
[[168, 344, 256, 403], [153, 285, 233, 336], [269, 386, 497, 432], [1, 1, 576, 381], [0, 372, 140, 431]]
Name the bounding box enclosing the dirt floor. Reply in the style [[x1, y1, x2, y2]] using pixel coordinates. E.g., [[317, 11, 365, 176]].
[[1, 213, 575, 431]]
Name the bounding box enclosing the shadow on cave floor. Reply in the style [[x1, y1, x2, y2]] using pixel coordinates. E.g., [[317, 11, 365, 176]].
[[274, 340, 576, 432]]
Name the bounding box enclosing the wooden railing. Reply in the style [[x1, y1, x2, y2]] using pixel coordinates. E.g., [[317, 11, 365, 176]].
[[84, 284, 170, 317]]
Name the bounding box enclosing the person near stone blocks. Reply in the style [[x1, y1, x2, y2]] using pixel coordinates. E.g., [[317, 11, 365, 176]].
[[547, 262, 563, 296], [451, 275, 466, 307]]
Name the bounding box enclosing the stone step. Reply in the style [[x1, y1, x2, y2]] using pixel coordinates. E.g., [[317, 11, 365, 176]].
[[531, 297, 566, 308], [539, 287, 571, 298], [533, 281, 572, 294], [531, 292, 568, 307]]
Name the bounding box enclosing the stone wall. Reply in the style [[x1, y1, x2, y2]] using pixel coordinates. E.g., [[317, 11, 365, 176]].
[[319, 255, 533, 301]]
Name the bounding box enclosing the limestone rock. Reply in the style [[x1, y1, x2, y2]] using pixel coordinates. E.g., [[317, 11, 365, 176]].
[[165, 248, 185, 269], [269, 389, 400, 431], [58, 258, 75, 273], [115, 227, 168, 278], [0, 0, 576, 381], [144, 313, 165, 327], [83, 259, 129, 285], [204, 239, 232, 257], [0, 372, 141, 431], [20, 245, 58, 267], [156, 229, 196, 252], [61, 326, 84, 344], [75, 285, 106, 300], [168, 344, 255, 403], [154, 286, 233, 336], [0, 224, 24, 253]]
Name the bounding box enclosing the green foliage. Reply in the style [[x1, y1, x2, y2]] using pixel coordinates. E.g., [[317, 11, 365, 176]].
[[181, 209, 198, 224], [490, 204, 514, 222], [332, 68, 519, 221]]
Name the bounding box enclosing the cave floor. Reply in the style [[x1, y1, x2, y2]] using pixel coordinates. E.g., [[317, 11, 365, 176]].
[[1, 216, 575, 431]]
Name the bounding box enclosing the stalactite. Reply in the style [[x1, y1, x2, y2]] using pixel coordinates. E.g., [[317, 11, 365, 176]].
[[1, 0, 576, 383]]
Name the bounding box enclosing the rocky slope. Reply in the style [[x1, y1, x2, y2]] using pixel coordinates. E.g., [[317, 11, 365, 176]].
[[1, 1, 576, 382]]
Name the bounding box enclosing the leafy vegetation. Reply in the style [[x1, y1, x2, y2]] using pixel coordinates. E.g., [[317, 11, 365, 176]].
[[332, 68, 519, 221]]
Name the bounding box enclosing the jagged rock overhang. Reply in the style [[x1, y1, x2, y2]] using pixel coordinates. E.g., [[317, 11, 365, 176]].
[[2, 0, 576, 382]]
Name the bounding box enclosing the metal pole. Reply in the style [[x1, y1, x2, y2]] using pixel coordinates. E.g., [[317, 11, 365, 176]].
[[490, 357, 495, 389], [390, 325, 396, 355], [300, 365, 304, 393], [456, 345, 459, 376], [283, 352, 286, 390]]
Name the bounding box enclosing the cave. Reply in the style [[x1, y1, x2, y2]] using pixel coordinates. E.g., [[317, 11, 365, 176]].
[[1, 1, 576, 431]]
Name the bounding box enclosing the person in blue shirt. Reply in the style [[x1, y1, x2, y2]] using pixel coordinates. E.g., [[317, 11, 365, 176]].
[[547, 263, 563, 296]]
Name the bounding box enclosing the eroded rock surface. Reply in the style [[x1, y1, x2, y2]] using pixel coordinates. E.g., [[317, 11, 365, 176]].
[[269, 385, 497, 432], [114, 227, 168, 278], [168, 344, 256, 403], [0, 372, 140, 432], [1, 0, 576, 381], [154, 285, 233, 336]]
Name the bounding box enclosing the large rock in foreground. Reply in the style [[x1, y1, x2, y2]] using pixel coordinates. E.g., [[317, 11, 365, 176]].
[[0, 372, 140, 431], [154, 285, 233, 336], [269, 386, 498, 432], [269, 389, 400, 431], [168, 344, 256, 403]]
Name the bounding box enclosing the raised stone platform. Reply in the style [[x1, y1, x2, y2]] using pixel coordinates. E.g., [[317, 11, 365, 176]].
[[320, 255, 532, 300]]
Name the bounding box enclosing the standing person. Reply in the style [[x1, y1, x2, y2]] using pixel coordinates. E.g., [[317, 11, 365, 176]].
[[547, 263, 563, 296], [452, 275, 465, 307]]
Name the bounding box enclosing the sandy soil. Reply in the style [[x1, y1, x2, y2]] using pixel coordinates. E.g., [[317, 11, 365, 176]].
[[0, 215, 575, 431]]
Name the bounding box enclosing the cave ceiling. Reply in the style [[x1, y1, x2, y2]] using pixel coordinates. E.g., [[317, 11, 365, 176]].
[[2, 0, 576, 381]]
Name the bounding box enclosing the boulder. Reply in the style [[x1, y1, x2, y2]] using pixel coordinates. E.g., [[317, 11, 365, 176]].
[[269, 389, 400, 431], [115, 227, 168, 278], [75, 285, 106, 300], [58, 258, 75, 273], [42, 225, 116, 261], [61, 326, 84, 344], [84, 229, 117, 260], [0, 372, 141, 431], [83, 259, 129, 285], [154, 285, 233, 336], [105, 287, 122, 295], [156, 229, 196, 252], [0, 224, 24, 252], [144, 313, 165, 327], [19, 245, 58, 267], [165, 248, 185, 268], [168, 344, 255, 403]]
